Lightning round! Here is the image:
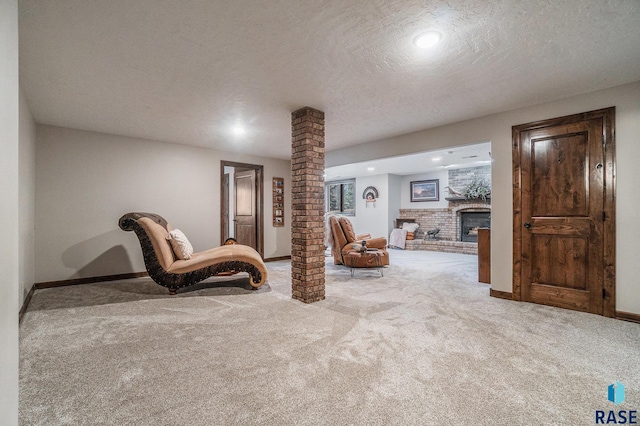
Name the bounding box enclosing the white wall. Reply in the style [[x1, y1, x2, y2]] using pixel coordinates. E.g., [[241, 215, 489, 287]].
[[35, 125, 291, 283], [387, 174, 402, 232], [0, 0, 20, 422], [350, 174, 389, 240], [19, 87, 36, 300], [400, 170, 449, 209], [327, 80, 640, 315]]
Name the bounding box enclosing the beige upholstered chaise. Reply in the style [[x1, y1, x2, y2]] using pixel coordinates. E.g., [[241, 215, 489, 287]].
[[119, 212, 268, 294]]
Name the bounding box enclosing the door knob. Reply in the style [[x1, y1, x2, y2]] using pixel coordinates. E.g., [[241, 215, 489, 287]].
[[524, 222, 531, 229]]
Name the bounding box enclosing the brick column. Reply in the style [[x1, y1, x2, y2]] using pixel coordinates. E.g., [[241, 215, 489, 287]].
[[291, 107, 325, 303]]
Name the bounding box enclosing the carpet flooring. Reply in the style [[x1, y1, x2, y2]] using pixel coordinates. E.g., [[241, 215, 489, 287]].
[[19, 250, 640, 425]]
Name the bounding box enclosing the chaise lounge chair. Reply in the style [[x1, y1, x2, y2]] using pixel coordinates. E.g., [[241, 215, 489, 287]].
[[119, 212, 268, 294]]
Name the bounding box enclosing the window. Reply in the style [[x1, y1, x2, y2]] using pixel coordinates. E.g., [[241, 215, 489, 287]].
[[325, 179, 355, 215]]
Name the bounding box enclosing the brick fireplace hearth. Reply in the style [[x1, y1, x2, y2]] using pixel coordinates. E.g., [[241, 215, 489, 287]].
[[398, 199, 490, 255]]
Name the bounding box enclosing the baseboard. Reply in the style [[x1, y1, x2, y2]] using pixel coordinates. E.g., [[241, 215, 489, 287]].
[[264, 255, 291, 262], [34, 271, 149, 290], [490, 289, 513, 300], [19, 284, 37, 324], [32, 258, 290, 290], [616, 310, 640, 324]]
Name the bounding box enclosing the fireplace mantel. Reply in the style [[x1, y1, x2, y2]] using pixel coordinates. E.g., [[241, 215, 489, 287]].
[[445, 196, 491, 201]]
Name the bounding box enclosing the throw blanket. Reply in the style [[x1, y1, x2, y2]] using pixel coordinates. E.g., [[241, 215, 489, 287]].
[[389, 229, 407, 249]]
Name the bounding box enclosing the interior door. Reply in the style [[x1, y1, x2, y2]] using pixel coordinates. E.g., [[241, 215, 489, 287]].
[[234, 168, 257, 249], [513, 108, 615, 316], [222, 173, 230, 242]]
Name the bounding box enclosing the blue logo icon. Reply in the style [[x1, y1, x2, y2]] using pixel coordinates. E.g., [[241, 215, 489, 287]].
[[608, 382, 625, 405]]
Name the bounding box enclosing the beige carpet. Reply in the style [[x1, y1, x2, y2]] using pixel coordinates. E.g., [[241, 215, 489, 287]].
[[20, 250, 640, 425]]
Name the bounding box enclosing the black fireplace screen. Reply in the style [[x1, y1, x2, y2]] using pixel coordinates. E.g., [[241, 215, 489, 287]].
[[460, 212, 490, 243]]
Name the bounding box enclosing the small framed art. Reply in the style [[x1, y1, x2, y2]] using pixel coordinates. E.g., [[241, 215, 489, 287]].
[[272, 178, 285, 226]]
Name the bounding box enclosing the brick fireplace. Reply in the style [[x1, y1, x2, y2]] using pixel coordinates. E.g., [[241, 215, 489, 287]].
[[398, 199, 490, 255]]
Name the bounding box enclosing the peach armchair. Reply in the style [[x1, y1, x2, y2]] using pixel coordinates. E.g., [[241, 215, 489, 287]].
[[327, 215, 389, 267]]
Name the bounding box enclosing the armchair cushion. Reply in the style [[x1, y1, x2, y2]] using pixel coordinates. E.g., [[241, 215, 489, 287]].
[[362, 236, 387, 249], [338, 217, 358, 242]]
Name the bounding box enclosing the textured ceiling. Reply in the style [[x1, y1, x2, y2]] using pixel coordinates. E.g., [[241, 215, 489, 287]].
[[19, 0, 640, 159]]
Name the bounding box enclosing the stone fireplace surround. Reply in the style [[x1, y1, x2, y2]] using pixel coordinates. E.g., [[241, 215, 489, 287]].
[[398, 199, 490, 255]]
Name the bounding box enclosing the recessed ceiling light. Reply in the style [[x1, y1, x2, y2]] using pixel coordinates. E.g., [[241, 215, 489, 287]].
[[232, 126, 245, 136], [414, 31, 442, 48], [367, 167, 375, 171], [432, 157, 442, 162]]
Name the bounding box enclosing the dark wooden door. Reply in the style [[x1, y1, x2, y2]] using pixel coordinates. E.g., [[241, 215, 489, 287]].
[[513, 108, 615, 316], [234, 169, 257, 249], [222, 173, 230, 242]]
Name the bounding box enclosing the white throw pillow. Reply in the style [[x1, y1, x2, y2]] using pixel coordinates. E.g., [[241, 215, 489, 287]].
[[166, 229, 194, 260], [401, 222, 419, 232]]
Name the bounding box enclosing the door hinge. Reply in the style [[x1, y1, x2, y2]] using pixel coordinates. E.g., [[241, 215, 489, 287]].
[[602, 288, 607, 299]]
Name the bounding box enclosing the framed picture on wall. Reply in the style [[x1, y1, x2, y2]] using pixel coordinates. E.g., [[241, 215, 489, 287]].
[[410, 179, 439, 202], [273, 177, 285, 227]]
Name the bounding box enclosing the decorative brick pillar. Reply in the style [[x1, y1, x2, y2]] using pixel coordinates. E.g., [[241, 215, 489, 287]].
[[291, 107, 325, 303]]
